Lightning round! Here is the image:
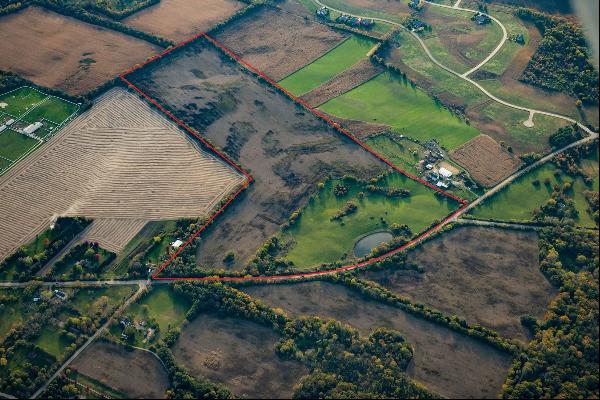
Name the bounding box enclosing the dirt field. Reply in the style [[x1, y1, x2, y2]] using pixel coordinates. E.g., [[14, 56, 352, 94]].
[[212, 3, 348, 81], [300, 59, 385, 107], [0, 88, 244, 262], [364, 226, 555, 341], [173, 313, 308, 398], [71, 341, 168, 398], [450, 134, 522, 187], [0, 7, 160, 95], [243, 281, 513, 398], [81, 219, 148, 254], [323, 112, 390, 138], [130, 39, 388, 271], [123, 0, 245, 42]]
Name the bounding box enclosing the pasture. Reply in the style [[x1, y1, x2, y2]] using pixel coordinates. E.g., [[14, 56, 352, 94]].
[[319, 71, 480, 150], [279, 35, 377, 95], [243, 281, 513, 399], [0, 7, 160, 95], [173, 313, 308, 398], [364, 225, 555, 341], [283, 174, 459, 268]]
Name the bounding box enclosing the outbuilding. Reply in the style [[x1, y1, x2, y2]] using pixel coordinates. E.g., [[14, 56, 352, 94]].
[[439, 167, 453, 178]]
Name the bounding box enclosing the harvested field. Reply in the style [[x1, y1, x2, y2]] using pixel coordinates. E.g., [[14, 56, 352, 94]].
[[123, 0, 246, 42], [0, 88, 244, 262], [129, 39, 388, 271], [212, 4, 348, 81], [323, 112, 390, 138], [299, 59, 384, 107], [71, 341, 168, 398], [173, 313, 308, 398], [243, 281, 513, 398], [81, 219, 147, 254], [364, 226, 556, 341], [450, 134, 522, 187], [0, 7, 160, 95]]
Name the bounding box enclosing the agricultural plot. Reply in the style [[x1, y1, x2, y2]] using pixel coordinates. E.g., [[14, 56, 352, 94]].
[[280, 174, 460, 269], [450, 134, 522, 187], [0, 88, 244, 263], [243, 281, 513, 398], [128, 38, 389, 271], [212, 3, 349, 81], [319, 71, 480, 150], [71, 341, 169, 398], [315, 0, 410, 24], [0, 86, 79, 175], [280, 35, 378, 96], [0, 7, 160, 95], [470, 150, 599, 226], [173, 313, 308, 399], [364, 225, 555, 341], [123, 0, 246, 42], [81, 218, 148, 254]]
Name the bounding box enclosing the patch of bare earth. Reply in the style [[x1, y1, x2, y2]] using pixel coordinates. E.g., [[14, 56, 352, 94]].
[[321, 112, 390, 139], [130, 40, 388, 271], [243, 281, 513, 399], [0, 88, 244, 262], [450, 134, 522, 187], [173, 313, 308, 398], [300, 59, 384, 107], [212, 4, 348, 81], [71, 341, 168, 398], [364, 226, 556, 341], [0, 7, 160, 95], [123, 0, 245, 42]]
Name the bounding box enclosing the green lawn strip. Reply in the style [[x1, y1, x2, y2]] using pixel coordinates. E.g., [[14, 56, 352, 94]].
[[0, 87, 48, 117], [471, 153, 599, 226], [279, 35, 377, 95], [0, 130, 39, 161], [284, 173, 459, 268], [319, 71, 479, 149]]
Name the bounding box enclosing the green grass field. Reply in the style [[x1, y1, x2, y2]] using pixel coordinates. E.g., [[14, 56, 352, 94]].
[[0, 130, 39, 162], [22, 96, 79, 125], [0, 289, 28, 341], [471, 151, 599, 226], [283, 173, 460, 268], [319, 71, 480, 149], [0, 86, 48, 116], [71, 286, 137, 318], [279, 35, 377, 95], [34, 327, 73, 358]]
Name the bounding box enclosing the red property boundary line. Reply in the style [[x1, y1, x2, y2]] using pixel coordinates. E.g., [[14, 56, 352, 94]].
[[119, 32, 469, 283]]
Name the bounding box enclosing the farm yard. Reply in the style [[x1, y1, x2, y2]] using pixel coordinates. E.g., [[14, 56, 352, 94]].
[[0, 86, 79, 175], [0, 88, 244, 263], [123, 0, 246, 42], [71, 341, 169, 398], [173, 313, 308, 399], [363, 225, 555, 341], [279, 173, 460, 269], [212, 2, 349, 81], [242, 281, 513, 399], [0, 7, 161, 95], [129, 38, 389, 271]]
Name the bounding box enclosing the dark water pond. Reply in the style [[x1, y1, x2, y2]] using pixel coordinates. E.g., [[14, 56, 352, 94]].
[[353, 231, 393, 257]]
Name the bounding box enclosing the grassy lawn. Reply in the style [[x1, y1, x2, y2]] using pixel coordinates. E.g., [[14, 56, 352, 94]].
[[279, 35, 377, 95], [70, 286, 137, 318], [21, 96, 79, 125], [319, 71, 480, 149], [283, 173, 460, 268], [0, 86, 48, 116], [471, 151, 599, 227], [0, 130, 39, 161], [126, 286, 191, 336], [34, 327, 72, 358]]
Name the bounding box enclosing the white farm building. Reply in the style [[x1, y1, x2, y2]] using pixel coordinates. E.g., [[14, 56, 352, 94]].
[[439, 167, 453, 178], [23, 121, 43, 134]]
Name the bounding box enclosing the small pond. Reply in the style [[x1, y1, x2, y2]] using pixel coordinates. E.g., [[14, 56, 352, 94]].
[[353, 231, 393, 258]]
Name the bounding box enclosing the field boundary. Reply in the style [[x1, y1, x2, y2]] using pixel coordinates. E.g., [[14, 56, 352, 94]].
[[119, 32, 469, 283]]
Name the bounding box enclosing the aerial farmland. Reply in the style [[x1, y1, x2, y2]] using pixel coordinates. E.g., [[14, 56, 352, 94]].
[[0, 0, 598, 399]]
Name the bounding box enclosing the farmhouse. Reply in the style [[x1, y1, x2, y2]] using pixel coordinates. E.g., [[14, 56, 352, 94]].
[[436, 181, 449, 189]]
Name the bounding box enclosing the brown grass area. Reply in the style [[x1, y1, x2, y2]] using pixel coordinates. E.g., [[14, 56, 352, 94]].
[[343, 0, 411, 15], [243, 281, 513, 399], [450, 134, 522, 187], [71, 341, 168, 398], [0, 88, 244, 261], [321, 112, 390, 139], [173, 313, 308, 398], [364, 226, 556, 341], [123, 0, 245, 42], [0, 7, 160, 95], [213, 4, 348, 81], [300, 59, 384, 107]]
